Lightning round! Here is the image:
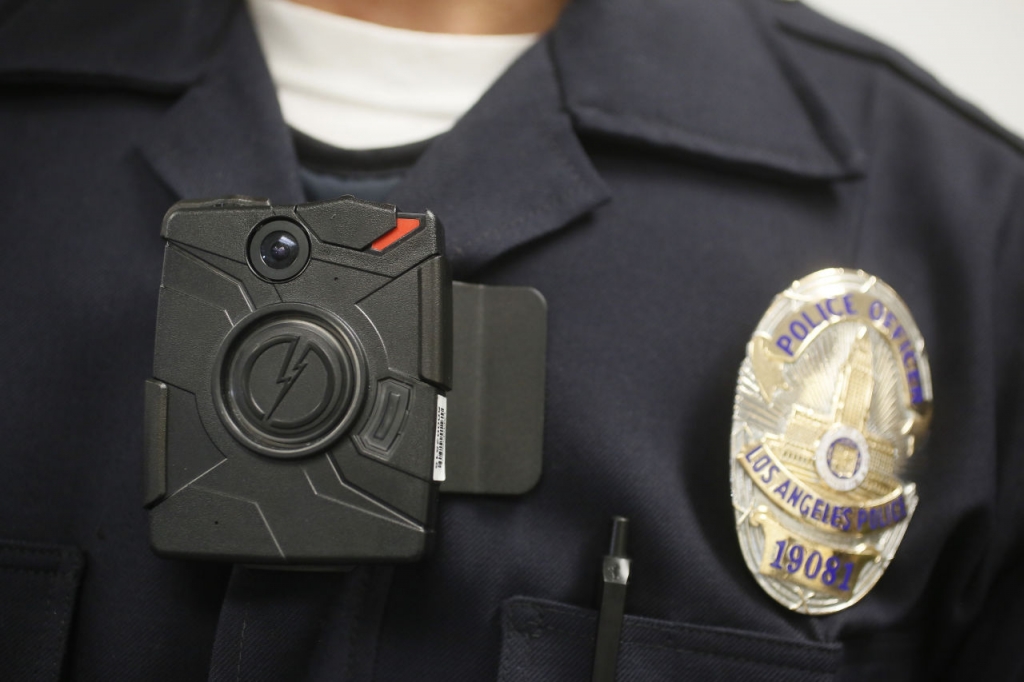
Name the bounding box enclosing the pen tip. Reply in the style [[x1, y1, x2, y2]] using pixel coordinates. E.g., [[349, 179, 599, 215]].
[[609, 516, 629, 556]]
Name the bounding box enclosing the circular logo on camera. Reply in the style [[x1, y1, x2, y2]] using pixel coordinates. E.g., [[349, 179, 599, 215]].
[[214, 305, 365, 458]]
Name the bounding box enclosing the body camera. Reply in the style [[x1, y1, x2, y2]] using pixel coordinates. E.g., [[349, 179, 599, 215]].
[[143, 196, 451, 565]]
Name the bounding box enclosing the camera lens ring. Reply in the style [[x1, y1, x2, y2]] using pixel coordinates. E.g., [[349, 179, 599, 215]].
[[248, 219, 310, 281]]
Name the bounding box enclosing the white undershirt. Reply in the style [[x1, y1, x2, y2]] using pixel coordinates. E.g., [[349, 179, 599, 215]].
[[248, 0, 539, 149]]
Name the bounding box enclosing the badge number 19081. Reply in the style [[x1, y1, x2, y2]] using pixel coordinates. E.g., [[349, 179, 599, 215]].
[[731, 269, 932, 614]]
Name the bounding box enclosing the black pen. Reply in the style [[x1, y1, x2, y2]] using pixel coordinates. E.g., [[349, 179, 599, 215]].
[[592, 516, 631, 682]]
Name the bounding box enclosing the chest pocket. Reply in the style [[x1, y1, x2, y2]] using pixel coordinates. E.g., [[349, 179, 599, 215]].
[[0, 540, 84, 682], [499, 597, 840, 681]]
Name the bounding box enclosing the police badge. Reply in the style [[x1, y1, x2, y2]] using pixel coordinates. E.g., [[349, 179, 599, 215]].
[[731, 269, 932, 614]]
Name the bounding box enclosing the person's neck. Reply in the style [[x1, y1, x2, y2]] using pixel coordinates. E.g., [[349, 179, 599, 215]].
[[289, 0, 569, 34]]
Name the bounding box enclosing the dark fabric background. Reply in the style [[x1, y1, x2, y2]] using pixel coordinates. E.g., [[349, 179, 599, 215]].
[[0, 0, 1022, 680]]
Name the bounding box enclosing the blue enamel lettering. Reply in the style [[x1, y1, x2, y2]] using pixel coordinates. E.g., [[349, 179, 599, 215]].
[[752, 453, 772, 472], [787, 544, 804, 573], [908, 372, 923, 403], [811, 498, 824, 521], [893, 495, 907, 523], [838, 562, 855, 591], [822, 556, 840, 586], [770, 541, 786, 570], [773, 479, 790, 499], [788, 483, 803, 507], [776, 335, 794, 356], [804, 551, 823, 580]]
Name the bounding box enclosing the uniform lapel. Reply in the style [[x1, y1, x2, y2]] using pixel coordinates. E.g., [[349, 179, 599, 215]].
[[550, 0, 866, 181], [0, 0, 303, 204], [388, 0, 866, 277], [0, 0, 231, 88], [134, 3, 305, 204], [1, 0, 866, 276], [386, 38, 611, 277]]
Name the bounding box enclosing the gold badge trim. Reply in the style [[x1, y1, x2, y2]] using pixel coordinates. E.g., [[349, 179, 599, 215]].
[[731, 269, 931, 615]]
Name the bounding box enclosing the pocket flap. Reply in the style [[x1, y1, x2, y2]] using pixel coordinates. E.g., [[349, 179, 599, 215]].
[[500, 597, 839, 681], [0, 540, 84, 682]]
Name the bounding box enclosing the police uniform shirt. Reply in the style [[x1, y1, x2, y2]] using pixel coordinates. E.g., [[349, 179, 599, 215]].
[[1, 0, 1023, 680]]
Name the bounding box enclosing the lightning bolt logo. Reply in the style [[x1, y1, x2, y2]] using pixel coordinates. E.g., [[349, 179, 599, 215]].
[[263, 336, 312, 423]]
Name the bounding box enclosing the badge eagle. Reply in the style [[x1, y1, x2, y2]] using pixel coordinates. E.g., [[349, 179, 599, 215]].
[[731, 269, 932, 614]]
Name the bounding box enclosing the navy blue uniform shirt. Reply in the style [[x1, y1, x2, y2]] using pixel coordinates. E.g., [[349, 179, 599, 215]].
[[1, 0, 1023, 679]]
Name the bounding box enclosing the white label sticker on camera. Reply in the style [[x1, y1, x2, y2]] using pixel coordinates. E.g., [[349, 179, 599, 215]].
[[433, 395, 447, 482]]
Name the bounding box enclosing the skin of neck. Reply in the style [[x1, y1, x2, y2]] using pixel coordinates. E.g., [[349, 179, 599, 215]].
[[289, 0, 571, 34]]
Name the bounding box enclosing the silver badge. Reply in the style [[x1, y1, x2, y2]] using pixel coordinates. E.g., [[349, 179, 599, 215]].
[[731, 269, 932, 614]]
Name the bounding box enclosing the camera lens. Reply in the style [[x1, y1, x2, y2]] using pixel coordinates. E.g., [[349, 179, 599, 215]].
[[260, 231, 299, 269], [248, 219, 310, 282]]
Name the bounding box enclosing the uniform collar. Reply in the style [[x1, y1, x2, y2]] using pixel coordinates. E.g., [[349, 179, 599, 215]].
[[0, 0, 866, 274], [391, 0, 866, 274], [133, 14, 307, 207], [0, 0, 865, 179], [549, 0, 865, 181], [386, 38, 611, 276], [0, 0, 235, 89]]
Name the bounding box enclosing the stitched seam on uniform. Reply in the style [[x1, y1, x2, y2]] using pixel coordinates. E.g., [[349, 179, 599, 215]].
[[516, 622, 835, 675], [448, 177, 587, 262], [499, 610, 535, 682], [51, 561, 77, 675], [621, 639, 835, 675], [344, 569, 370, 681], [507, 604, 547, 639], [0, 546, 70, 557], [571, 103, 831, 168], [53, 562, 78, 680], [458, 135, 594, 269], [511, 602, 836, 654], [0, 565, 60, 576], [0, 555, 80, 677], [736, 0, 861, 173], [42, 565, 55, 681], [494, 127, 590, 234], [492, 182, 586, 238], [633, 621, 837, 653], [991, 168, 1024, 278], [776, 21, 1024, 157], [235, 603, 250, 682], [847, 58, 881, 269]]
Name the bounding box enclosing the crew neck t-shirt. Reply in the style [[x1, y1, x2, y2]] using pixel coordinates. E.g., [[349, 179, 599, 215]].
[[248, 0, 539, 183]]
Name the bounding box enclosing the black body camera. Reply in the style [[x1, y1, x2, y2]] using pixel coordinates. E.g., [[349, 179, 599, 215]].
[[143, 196, 545, 566]]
